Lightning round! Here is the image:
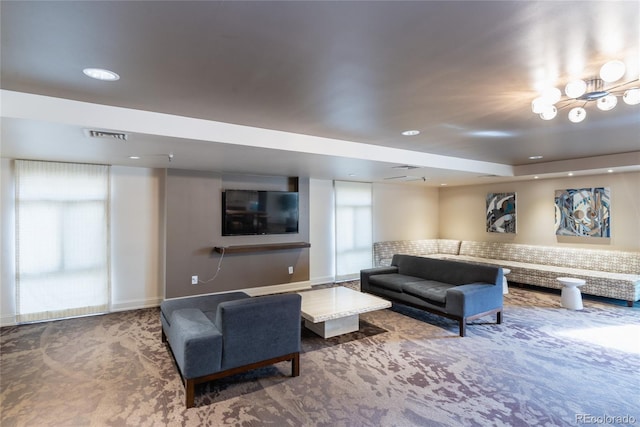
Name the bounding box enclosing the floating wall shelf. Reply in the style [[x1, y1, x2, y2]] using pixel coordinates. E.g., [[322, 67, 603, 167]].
[[214, 242, 311, 254]]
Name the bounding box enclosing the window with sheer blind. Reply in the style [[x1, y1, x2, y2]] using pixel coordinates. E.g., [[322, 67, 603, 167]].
[[15, 160, 110, 323], [334, 181, 373, 281]]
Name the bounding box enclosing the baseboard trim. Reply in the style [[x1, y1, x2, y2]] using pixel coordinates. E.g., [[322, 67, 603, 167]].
[[242, 281, 312, 296], [110, 297, 164, 313], [310, 276, 336, 286], [0, 314, 17, 327]]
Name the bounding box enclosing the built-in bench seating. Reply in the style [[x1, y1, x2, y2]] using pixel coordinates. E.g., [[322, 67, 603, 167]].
[[373, 239, 640, 306]]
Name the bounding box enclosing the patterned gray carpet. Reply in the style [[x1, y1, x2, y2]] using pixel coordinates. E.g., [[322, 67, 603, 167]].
[[1, 287, 639, 427]]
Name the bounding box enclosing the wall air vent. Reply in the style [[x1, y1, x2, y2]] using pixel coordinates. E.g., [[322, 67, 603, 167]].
[[85, 129, 129, 141]]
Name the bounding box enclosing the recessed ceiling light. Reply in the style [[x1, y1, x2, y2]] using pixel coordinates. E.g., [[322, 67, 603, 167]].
[[348, 173, 356, 177], [401, 130, 420, 136], [529, 155, 544, 160], [83, 68, 120, 81], [568, 172, 574, 176], [607, 169, 614, 173], [534, 176, 539, 179], [129, 156, 140, 160], [440, 183, 448, 186]]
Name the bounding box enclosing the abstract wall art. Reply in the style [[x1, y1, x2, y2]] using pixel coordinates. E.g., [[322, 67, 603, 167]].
[[486, 192, 516, 233], [554, 187, 610, 237]]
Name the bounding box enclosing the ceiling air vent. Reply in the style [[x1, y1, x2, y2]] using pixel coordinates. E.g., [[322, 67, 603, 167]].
[[384, 175, 427, 182], [392, 165, 420, 170], [85, 129, 129, 141]]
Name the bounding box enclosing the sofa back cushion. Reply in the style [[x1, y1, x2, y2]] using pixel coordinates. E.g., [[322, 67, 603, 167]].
[[459, 241, 640, 274], [459, 241, 512, 260], [391, 254, 501, 286], [215, 293, 301, 371], [373, 240, 440, 266], [437, 239, 462, 255]]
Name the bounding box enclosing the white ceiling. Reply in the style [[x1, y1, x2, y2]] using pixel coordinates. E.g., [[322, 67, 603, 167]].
[[1, 1, 639, 186]]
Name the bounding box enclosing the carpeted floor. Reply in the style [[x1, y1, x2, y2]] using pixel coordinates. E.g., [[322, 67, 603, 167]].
[[1, 286, 639, 427]]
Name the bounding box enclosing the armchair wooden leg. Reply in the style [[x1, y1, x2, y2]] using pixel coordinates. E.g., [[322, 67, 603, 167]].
[[185, 379, 195, 409], [291, 352, 300, 377], [459, 319, 466, 337]]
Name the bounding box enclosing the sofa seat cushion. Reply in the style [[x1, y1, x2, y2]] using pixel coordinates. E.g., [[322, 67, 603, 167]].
[[368, 273, 426, 293], [401, 280, 456, 305]]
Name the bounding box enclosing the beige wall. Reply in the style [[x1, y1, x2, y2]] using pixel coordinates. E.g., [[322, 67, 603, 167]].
[[373, 183, 440, 243], [110, 166, 164, 310], [438, 172, 640, 250]]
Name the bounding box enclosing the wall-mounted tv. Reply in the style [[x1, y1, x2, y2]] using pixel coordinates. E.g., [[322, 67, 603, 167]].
[[222, 190, 299, 236]]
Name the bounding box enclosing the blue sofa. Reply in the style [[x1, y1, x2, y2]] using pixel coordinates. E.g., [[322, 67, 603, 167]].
[[160, 291, 302, 408], [361, 254, 503, 336]]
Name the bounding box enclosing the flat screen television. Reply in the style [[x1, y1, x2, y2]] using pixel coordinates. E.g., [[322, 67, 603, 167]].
[[222, 190, 299, 236]]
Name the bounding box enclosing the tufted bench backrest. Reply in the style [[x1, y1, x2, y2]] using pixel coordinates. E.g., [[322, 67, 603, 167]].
[[373, 240, 440, 266], [459, 241, 640, 274]]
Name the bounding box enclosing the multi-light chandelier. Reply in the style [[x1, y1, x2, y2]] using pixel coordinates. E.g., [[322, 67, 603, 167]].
[[531, 60, 640, 123]]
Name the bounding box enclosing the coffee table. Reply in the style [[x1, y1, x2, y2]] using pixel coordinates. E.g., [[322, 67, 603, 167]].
[[297, 286, 391, 338]]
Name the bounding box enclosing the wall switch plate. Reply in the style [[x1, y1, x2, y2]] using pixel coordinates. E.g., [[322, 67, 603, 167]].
[[191, 275, 198, 285], [288, 266, 294, 274]]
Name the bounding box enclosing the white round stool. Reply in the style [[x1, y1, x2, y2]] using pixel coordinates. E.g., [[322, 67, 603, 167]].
[[502, 268, 511, 295], [557, 277, 586, 310]]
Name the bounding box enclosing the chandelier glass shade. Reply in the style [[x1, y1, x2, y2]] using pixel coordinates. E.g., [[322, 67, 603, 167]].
[[568, 107, 586, 123], [532, 60, 640, 123]]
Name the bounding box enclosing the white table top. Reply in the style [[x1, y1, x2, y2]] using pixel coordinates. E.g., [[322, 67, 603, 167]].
[[557, 277, 586, 287], [297, 286, 391, 323]]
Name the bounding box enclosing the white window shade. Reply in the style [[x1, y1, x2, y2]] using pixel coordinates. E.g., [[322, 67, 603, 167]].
[[334, 181, 372, 281], [15, 160, 110, 322]]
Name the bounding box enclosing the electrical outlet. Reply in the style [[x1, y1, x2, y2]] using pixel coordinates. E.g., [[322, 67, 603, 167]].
[[288, 266, 294, 274], [191, 275, 198, 285]]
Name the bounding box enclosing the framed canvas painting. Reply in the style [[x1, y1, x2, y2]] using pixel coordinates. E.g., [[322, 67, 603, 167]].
[[486, 192, 516, 233], [554, 187, 610, 237]]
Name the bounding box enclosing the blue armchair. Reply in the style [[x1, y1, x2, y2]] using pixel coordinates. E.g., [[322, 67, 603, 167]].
[[161, 292, 302, 408]]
